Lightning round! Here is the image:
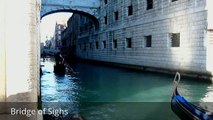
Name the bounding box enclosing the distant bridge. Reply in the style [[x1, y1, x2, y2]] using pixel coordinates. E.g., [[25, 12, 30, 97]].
[[42, 48, 59, 56], [41, 0, 100, 19]]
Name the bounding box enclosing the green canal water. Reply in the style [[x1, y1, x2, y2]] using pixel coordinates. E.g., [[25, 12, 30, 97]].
[[41, 58, 213, 120]]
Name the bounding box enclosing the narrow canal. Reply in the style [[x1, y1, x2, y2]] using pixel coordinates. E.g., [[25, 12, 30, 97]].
[[40, 58, 213, 120]]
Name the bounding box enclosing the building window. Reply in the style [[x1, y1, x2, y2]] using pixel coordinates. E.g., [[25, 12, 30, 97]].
[[84, 24, 88, 31], [89, 22, 93, 29], [126, 38, 132, 48], [84, 43, 86, 51], [102, 41, 106, 49], [79, 44, 82, 50], [80, 27, 83, 32], [114, 11, 119, 21], [113, 39, 117, 48], [90, 42, 92, 49], [104, 0, 107, 4], [128, 5, 133, 16], [104, 16, 107, 25], [170, 33, 180, 47], [144, 35, 152, 47], [171, 0, 178, 2], [96, 41, 99, 49], [147, 0, 153, 10]]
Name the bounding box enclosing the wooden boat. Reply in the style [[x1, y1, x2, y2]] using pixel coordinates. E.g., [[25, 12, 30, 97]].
[[171, 72, 213, 120], [54, 63, 65, 75]]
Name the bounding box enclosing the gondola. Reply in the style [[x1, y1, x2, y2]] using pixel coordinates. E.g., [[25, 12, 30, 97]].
[[171, 72, 213, 120], [54, 63, 65, 76]]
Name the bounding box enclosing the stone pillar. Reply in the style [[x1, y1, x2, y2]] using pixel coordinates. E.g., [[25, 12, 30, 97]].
[[0, 0, 6, 103], [206, 0, 213, 77], [0, 0, 41, 119], [5, 0, 38, 102]]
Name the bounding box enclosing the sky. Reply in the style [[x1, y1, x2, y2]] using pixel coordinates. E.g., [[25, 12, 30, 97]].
[[40, 12, 73, 43]]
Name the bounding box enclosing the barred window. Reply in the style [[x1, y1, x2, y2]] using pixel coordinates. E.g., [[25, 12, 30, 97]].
[[79, 44, 82, 50], [170, 33, 180, 47], [104, 0, 107, 4], [84, 43, 86, 51], [104, 16, 107, 24], [114, 11, 119, 21], [96, 41, 99, 49], [102, 41, 106, 49], [80, 27, 83, 32], [89, 42, 92, 49], [84, 24, 88, 31], [89, 22, 93, 29], [126, 38, 132, 48], [113, 39, 117, 48], [144, 35, 152, 47], [128, 5, 133, 16], [147, 0, 153, 10]]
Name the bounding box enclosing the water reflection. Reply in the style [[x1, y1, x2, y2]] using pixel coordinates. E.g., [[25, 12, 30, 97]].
[[200, 84, 213, 112], [177, 79, 210, 102], [202, 84, 213, 102], [41, 58, 81, 115], [41, 58, 212, 120]]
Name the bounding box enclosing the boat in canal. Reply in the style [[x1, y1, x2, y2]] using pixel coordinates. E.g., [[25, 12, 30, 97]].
[[171, 72, 213, 120], [54, 63, 65, 75], [54, 52, 66, 75]]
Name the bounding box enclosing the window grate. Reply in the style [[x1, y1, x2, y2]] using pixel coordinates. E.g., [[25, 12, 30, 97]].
[[170, 33, 180, 47], [145, 35, 152, 47], [126, 38, 132, 48], [113, 40, 117, 48], [104, 16, 107, 24], [103, 41, 106, 49], [147, 0, 153, 10], [104, 0, 107, 4], [96, 41, 99, 49], [114, 11, 118, 20], [128, 5, 133, 16]]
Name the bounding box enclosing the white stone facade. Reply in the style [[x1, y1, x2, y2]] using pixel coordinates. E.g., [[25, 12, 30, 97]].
[[75, 0, 213, 77], [0, 0, 40, 119]]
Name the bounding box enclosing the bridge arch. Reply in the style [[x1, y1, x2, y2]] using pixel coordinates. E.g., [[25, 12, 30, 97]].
[[41, 9, 99, 29], [41, 0, 100, 28]]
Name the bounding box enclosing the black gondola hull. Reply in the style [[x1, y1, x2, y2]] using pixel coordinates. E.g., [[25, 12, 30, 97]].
[[54, 64, 65, 75], [171, 88, 213, 120]]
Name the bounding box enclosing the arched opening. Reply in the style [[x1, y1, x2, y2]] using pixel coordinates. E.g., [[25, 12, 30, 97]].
[[40, 10, 99, 62], [41, 9, 99, 29], [40, 11, 102, 116]]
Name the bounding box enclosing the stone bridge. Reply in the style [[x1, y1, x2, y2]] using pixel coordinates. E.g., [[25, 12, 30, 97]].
[[41, 0, 100, 19]]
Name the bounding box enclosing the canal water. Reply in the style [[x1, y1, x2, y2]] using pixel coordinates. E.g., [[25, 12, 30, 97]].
[[40, 58, 213, 120]]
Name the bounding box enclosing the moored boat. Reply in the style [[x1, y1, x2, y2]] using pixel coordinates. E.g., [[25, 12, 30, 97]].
[[54, 63, 65, 75], [171, 72, 213, 120]]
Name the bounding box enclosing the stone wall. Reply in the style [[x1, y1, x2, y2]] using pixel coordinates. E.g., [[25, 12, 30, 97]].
[[0, 0, 6, 102], [0, 0, 41, 119], [75, 0, 213, 75]]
